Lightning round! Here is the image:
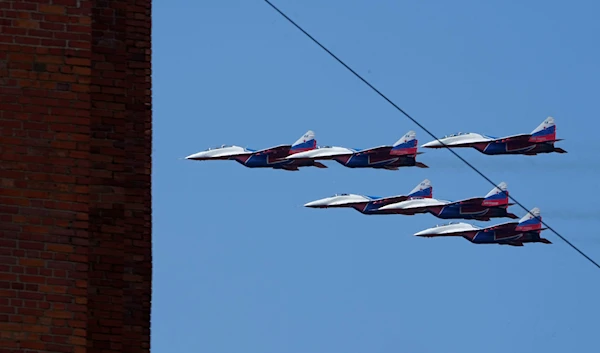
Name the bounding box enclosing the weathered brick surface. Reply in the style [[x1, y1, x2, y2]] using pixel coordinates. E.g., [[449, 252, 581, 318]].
[[0, 1, 152, 352]]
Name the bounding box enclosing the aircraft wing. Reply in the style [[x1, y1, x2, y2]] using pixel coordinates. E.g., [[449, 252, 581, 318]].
[[286, 146, 354, 160], [353, 145, 393, 156], [488, 133, 532, 143], [369, 195, 409, 206], [442, 197, 484, 206], [251, 144, 292, 159], [481, 222, 518, 233]]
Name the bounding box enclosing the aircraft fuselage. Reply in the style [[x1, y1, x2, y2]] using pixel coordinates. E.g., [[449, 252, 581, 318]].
[[333, 154, 419, 169], [233, 154, 323, 170], [474, 141, 563, 155], [429, 204, 516, 221], [466, 229, 548, 245]]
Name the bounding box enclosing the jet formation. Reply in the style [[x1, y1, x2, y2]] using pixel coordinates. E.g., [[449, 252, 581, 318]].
[[185, 117, 565, 170], [185, 117, 564, 246], [305, 179, 518, 222], [185, 130, 326, 171], [304, 179, 550, 246], [185, 129, 428, 170]]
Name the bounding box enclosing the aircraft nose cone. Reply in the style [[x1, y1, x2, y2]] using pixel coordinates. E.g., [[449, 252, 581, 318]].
[[421, 140, 441, 148], [185, 151, 206, 160], [414, 229, 433, 237], [304, 199, 326, 208]]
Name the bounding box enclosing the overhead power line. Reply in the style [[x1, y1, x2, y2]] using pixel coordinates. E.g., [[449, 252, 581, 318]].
[[263, 0, 600, 270]]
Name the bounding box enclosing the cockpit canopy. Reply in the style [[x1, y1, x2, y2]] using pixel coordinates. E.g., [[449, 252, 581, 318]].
[[442, 132, 469, 138], [207, 144, 234, 150], [333, 193, 350, 197], [434, 221, 459, 227]]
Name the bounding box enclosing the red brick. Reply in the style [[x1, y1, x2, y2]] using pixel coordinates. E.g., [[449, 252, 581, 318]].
[[15, 36, 41, 45], [41, 39, 67, 47], [18, 258, 45, 267], [39, 5, 66, 14], [14, 19, 39, 29], [1, 1, 152, 352], [53, 0, 79, 7], [65, 57, 90, 66], [29, 29, 57, 38], [18, 275, 46, 284]]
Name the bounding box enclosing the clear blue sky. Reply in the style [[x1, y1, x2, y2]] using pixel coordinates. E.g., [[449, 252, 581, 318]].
[[152, 1, 600, 352]]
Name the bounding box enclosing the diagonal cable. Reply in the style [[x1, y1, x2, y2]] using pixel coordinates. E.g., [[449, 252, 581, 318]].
[[263, 0, 600, 269]]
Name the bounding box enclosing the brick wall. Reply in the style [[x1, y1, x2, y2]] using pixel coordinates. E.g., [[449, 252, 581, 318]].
[[0, 1, 152, 352]]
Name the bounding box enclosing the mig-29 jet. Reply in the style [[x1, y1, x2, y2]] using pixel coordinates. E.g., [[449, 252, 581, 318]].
[[285, 130, 428, 170], [421, 117, 566, 155], [377, 182, 518, 221], [303, 179, 432, 214], [413, 207, 551, 247], [185, 130, 327, 171]]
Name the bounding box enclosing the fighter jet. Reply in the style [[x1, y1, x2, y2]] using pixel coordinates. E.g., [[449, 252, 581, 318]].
[[413, 207, 551, 246], [377, 182, 518, 221], [303, 179, 432, 214], [185, 130, 327, 171], [284, 130, 428, 170], [421, 117, 566, 155]]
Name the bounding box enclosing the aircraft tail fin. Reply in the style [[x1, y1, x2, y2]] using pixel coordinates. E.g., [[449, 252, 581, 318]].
[[529, 116, 556, 143], [482, 182, 509, 207], [407, 179, 432, 198], [391, 130, 418, 156], [290, 130, 317, 154], [516, 207, 542, 232]]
